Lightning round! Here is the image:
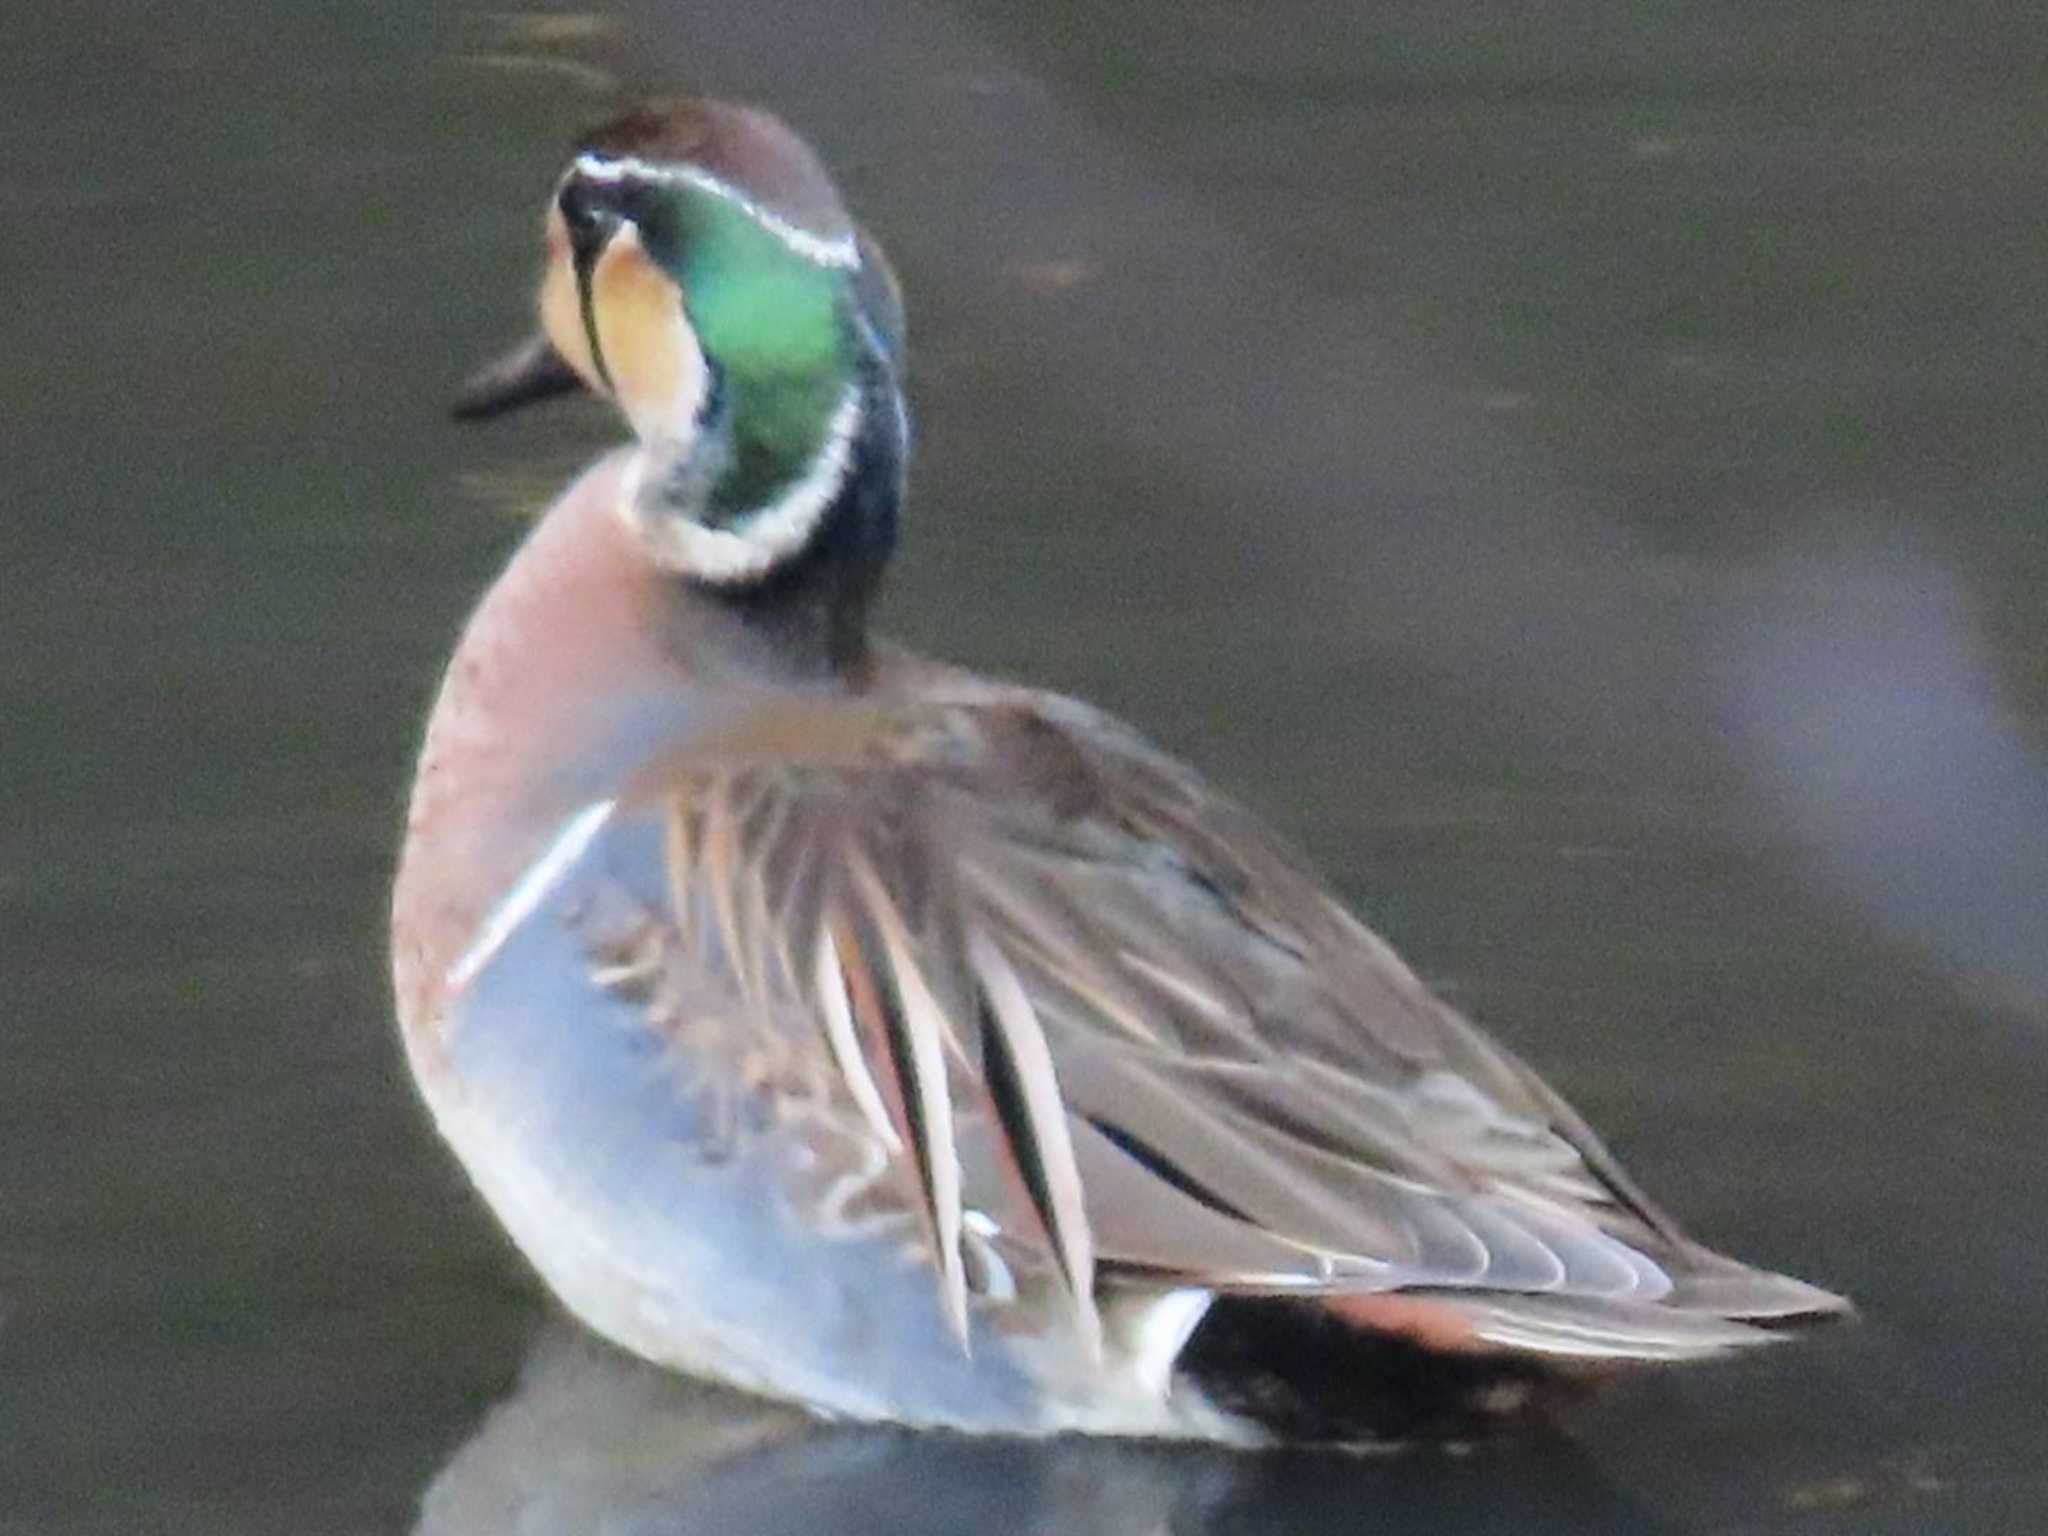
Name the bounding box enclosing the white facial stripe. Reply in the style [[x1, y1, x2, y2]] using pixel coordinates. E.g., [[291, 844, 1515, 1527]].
[[624, 385, 865, 585], [569, 153, 861, 270]]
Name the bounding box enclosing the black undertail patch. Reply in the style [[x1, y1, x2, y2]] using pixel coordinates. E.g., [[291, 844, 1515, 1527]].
[[1179, 1295, 1593, 1445]]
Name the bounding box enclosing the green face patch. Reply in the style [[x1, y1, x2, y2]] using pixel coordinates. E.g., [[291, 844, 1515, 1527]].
[[636, 179, 857, 527]]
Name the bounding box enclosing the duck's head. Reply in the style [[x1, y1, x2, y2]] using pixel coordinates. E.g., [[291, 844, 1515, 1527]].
[[462, 100, 906, 588]]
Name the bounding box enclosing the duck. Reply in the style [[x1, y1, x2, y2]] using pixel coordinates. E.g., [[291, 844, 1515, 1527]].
[[391, 98, 1850, 1444]]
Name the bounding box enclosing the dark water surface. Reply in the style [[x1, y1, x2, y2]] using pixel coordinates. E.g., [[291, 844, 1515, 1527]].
[[5, 2, 2046, 1531]]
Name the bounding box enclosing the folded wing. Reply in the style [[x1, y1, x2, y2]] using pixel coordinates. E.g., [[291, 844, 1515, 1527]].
[[620, 675, 1845, 1362]]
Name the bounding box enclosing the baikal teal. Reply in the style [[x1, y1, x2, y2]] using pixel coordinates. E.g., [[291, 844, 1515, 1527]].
[[390, 95, 1851, 1446]]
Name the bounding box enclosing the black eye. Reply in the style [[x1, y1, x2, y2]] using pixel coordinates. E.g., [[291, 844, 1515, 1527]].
[[557, 179, 618, 260]]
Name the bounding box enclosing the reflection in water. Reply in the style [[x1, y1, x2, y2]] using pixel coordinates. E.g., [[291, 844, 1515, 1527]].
[[418, 1325, 1672, 1536]]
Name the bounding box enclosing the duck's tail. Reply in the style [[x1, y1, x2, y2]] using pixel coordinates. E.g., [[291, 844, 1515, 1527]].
[[1444, 1241, 1853, 1363], [1179, 1247, 1849, 1442]]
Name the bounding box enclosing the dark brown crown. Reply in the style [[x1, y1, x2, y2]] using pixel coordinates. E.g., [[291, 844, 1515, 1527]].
[[576, 100, 854, 248]]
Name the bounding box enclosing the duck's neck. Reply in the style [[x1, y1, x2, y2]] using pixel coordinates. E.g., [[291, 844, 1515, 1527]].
[[628, 342, 905, 683]]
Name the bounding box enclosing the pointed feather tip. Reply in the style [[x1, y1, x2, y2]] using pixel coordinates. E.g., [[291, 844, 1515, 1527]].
[[1682, 1270, 1856, 1327], [836, 858, 974, 1356], [1668, 1244, 1856, 1325], [965, 926, 1104, 1364], [1455, 1271, 1853, 1363], [1073, 1285, 1105, 1367]]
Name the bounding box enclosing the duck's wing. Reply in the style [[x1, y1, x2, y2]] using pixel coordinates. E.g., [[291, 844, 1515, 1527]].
[[621, 679, 1844, 1355]]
